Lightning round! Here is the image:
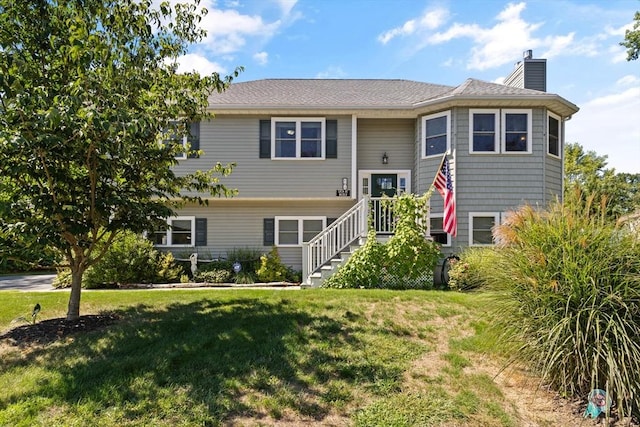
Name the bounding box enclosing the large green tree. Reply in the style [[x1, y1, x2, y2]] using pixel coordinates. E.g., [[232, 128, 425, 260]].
[[564, 143, 640, 220], [621, 10, 640, 61], [0, 0, 240, 319]]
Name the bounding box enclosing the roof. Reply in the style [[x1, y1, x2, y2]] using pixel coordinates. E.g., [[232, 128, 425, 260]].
[[208, 78, 579, 117], [208, 79, 454, 108]]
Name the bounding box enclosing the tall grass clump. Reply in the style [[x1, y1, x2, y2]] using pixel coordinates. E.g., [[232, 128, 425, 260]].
[[490, 190, 640, 418]]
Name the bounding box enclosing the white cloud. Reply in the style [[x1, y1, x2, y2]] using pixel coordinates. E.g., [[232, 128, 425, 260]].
[[275, 0, 298, 16], [195, 0, 299, 55], [617, 74, 640, 86], [380, 2, 592, 71], [378, 7, 448, 44], [565, 86, 640, 174], [253, 51, 269, 65], [175, 53, 226, 75], [316, 66, 347, 79]]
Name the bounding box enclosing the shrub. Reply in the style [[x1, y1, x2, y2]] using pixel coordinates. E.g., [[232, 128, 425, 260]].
[[322, 229, 385, 289], [54, 231, 185, 288], [490, 193, 640, 418], [234, 271, 256, 284], [447, 248, 497, 292], [323, 194, 441, 289], [256, 247, 289, 282], [195, 269, 232, 284], [226, 247, 263, 274]]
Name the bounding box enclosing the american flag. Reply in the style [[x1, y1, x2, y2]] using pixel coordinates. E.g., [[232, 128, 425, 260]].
[[433, 157, 457, 236]]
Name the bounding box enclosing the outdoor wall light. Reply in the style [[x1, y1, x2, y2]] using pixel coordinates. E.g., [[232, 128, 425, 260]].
[[342, 177, 348, 191], [382, 152, 389, 164]]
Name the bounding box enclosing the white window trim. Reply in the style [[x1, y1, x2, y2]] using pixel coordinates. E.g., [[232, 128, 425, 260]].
[[469, 109, 500, 154], [501, 109, 533, 154], [430, 213, 451, 247], [155, 216, 195, 247], [547, 111, 562, 159], [271, 117, 326, 160], [275, 216, 327, 247], [422, 111, 451, 159], [468, 212, 500, 247]]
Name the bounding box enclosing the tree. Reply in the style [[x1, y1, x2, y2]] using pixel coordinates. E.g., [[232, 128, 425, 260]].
[[564, 143, 640, 220], [0, 0, 241, 319], [621, 10, 640, 61]]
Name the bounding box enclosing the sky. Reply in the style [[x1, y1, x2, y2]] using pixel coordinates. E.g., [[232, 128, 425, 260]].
[[175, 0, 640, 174]]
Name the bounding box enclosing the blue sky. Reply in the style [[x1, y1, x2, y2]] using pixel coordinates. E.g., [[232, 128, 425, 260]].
[[175, 0, 639, 173]]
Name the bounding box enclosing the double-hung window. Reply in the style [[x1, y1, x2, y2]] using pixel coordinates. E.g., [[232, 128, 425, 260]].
[[502, 109, 532, 153], [468, 213, 500, 246], [275, 217, 326, 246], [161, 121, 200, 159], [430, 214, 451, 246], [151, 216, 195, 247], [422, 111, 450, 158], [469, 109, 499, 153], [469, 109, 532, 154], [272, 118, 325, 159], [547, 112, 561, 158]]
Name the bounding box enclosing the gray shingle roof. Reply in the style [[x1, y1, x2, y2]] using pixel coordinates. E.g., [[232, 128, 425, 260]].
[[207, 78, 579, 116], [208, 79, 454, 108]]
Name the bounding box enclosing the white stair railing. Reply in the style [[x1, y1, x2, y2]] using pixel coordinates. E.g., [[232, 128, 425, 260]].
[[303, 198, 368, 284]]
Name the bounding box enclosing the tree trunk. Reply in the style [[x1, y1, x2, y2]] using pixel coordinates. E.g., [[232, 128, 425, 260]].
[[67, 263, 85, 320]]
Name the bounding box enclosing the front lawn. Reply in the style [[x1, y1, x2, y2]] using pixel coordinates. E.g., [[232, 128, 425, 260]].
[[0, 289, 581, 426]]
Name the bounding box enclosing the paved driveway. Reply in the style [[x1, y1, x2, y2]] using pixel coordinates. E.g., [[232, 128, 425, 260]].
[[0, 274, 57, 291]]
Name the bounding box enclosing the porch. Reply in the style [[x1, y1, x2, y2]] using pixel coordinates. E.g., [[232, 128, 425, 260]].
[[302, 197, 429, 287]]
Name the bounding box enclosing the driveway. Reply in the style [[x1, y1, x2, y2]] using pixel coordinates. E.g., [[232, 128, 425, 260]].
[[0, 274, 57, 291]]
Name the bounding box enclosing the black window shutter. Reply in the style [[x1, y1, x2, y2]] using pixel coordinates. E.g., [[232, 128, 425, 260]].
[[326, 120, 337, 159], [259, 120, 271, 158], [188, 121, 200, 158], [195, 218, 207, 246], [263, 218, 275, 246]]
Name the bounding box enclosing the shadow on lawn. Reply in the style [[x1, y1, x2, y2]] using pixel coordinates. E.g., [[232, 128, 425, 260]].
[[11, 297, 374, 424]]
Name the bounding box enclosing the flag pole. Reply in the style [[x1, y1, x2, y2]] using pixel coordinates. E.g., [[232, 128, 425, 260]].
[[430, 153, 448, 189]]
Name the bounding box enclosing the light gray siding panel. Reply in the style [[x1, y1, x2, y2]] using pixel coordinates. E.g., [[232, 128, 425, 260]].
[[545, 155, 562, 203], [170, 199, 355, 270], [173, 115, 353, 198], [417, 107, 554, 253], [358, 119, 414, 171]]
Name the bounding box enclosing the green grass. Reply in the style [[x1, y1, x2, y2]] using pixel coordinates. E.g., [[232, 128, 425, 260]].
[[1, 289, 530, 426]]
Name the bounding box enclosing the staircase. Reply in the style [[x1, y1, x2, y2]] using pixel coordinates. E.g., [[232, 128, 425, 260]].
[[302, 197, 397, 288]]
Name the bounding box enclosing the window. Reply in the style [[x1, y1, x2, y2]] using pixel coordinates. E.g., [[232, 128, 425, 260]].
[[469, 109, 499, 153], [272, 118, 326, 159], [161, 121, 200, 159], [502, 109, 532, 153], [430, 215, 450, 246], [422, 111, 450, 158], [469, 213, 500, 246], [547, 112, 561, 158], [469, 109, 532, 154], [151, 216, 195, 247], [275, 217, 326, 246]]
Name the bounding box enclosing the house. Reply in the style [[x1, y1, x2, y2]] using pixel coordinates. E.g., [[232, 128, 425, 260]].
[[159, 51, 579, 286]]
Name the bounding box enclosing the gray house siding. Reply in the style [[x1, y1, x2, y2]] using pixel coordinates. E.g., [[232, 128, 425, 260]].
[[357, 119, 415, 176], [416, 107, 552, 252], [173, 115, 353, 199], [173, 199, 355, 270]]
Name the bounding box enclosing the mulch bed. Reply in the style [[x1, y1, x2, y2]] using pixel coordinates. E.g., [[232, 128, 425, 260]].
[[0, 313, 120, 347]]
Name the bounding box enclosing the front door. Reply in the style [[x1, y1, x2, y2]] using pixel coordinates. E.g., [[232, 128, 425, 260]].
[[371, 174, 397, 198], [371, 174, 397, 233]]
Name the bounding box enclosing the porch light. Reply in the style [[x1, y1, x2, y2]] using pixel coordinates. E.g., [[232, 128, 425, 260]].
[[382, 152, 389, 164]]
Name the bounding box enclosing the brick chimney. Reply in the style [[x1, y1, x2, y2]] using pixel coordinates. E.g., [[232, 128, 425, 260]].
[[504, 50, 547, 92]]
